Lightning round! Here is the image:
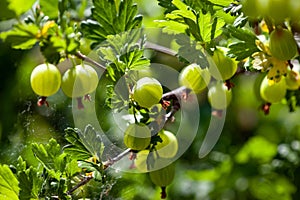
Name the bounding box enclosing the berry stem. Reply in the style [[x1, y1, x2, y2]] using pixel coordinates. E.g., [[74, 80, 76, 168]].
[[161, 187, 167, 199], [37, 96, 49, 107], [77, 97, 84, 109], [261, 102, 272, 115]]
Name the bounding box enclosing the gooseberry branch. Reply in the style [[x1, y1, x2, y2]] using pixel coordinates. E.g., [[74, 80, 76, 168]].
[[75, 51, 106, 70], [145, 41, 177, 57], [103, 148, 132, 169]]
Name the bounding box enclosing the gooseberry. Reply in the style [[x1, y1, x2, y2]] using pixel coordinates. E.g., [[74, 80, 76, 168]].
[[286, 70, 300, 90], [149, 163, 175, 199], [124, 123, 151, 151], [30, 63, 61, 106], [155, 130, 178, 158], [209, 47, 238, 81], [260, 75, 286, 103], [178, 63, 211, 93], [133, 77, 163, 109], [269, 28, 297, 61], [61, 64, 98, 98], [208, 82, 232, 110]]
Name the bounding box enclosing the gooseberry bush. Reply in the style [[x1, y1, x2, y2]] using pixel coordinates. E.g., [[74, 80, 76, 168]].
[[2, 0, 300, 199]]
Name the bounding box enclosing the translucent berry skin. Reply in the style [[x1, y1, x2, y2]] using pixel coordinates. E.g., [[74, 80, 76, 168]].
[[269, 28, 298, 61], [133, 77, 163, 109], [209, 47, 238, 81], [123, 123, 151, 151], [260, 75, 286, 103], [61, 64, 98, 98], [286, 70, 300, 90], [208, 82, 232, 110], [179, 63, 211, 94], [30, 63, 61, 97], [155, 130, 178, 158], [149, 163, 175, 187]]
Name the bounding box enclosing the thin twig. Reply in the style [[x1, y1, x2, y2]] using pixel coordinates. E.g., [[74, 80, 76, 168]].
[[75, 51, 106, 70], [161, 86, 191, 121], [66, 149, 131, 195], [162, 86, 190, 100], [66, 176, 93, 195], [145, 41, 177, 57], [102, 148, 132, 169]]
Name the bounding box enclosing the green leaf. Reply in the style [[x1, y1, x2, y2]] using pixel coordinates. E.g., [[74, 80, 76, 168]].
[[171, 0, 196, 21], [198, 12, 212, 43], [0, 0, 16, 20], [157, 0, 225, 43], [157, 0, 177, 13], [79, 125, 104, 162], [81, 0, 142, 46], [64, 127, 94, 160], [225, 25, 259, 60], [228, 42, 260, 61], [7, 0, 35, 16], [225, 24, 257, 43], [97, 29, 147, 81], [65, 159, 81, 178], [0, 165, 19, 200], [120, 49, 150, 70], [250, 175, 296, 200], [176, 34, 209, 67], [235, 136, 277, 164], [155, 20, 188, 34], [31, 139, 67, 180], [40, 36, 65, 64], [64, 125, 104, 162], [40, 0, 59, 19], [207, 0, 233, 7], [0, 23, 39, 49], [17, 167, 43, 200]]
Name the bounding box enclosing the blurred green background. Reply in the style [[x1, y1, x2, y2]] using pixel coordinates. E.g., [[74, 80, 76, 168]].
[[1, 0, 300, 199]]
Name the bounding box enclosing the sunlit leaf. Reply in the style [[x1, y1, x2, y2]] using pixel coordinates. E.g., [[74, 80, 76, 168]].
[[81, 0, 142, 46], [198, 12, 212, 43], [64, 127, 94, 160], [172, 0, 196, 21], [0, 165, 19, 200], [40, 0, 59, 19], [65, 159, 81, 178], [250, 175, 296, 200], [7, 0, 35, 16], [155, 20, 188, 34], [16, 157, 40, 200], [0, 23, 39, 49], [64, 125, 104, 162], [17, 166, 43, 200], [31, 139, 67, 180], [207, 0, 232, 7], [235, 136, 277, 164]]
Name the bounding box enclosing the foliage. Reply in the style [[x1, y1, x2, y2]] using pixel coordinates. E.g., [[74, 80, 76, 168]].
[[1, 0, 300, 199]]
